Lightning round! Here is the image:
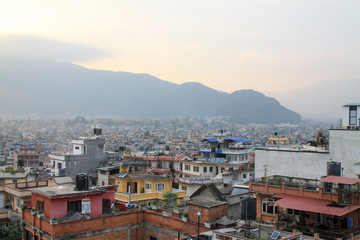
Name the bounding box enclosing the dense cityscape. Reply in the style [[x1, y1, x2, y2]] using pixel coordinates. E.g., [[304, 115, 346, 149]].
[[2, 109, 360, 240]]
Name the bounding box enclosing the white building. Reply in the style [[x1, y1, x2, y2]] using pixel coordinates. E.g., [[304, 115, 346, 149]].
[[255, 103, 360, 179]]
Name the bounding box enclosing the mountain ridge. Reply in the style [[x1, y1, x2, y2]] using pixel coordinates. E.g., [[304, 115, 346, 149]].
[[266, 79, 360, 120], [0, 58, 301, 123]]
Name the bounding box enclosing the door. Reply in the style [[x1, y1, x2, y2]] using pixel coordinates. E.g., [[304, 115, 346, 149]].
[[0, 194, 4, 208]]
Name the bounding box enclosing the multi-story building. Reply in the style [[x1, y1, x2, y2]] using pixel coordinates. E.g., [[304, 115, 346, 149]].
[[249, 175, 360, 239], [50, 135, 105, 178], [123, 154, 188, 178], [114, 174, 186, 207], [97, 158, 148, 186], [255, 103, 360, 180], [13, 151, 43, 168]]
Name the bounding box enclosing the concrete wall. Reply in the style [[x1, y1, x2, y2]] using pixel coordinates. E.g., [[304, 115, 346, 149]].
[[329, 129, 360, 178], [255, 149, 329, 179], [65, 138, 106, 178]]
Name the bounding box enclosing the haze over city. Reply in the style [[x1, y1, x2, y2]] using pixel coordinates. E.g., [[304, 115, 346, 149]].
[[1, 0, 359, 94]]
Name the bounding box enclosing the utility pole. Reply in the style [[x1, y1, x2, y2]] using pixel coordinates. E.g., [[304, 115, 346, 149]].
[[264, 165, 268, 182]]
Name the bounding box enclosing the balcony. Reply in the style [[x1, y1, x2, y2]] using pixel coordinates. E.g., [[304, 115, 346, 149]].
[[179, 176, 223, 185], [115, 189, 187, 202]]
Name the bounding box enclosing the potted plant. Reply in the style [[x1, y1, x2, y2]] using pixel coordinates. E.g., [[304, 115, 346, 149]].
[[182, 213, 188, 222], [140, 203, 147, 210], [151, 200, 159, 210], [31, 208, 38, 215], [50, 218, 58, 225], [37, 211, 44, 218]]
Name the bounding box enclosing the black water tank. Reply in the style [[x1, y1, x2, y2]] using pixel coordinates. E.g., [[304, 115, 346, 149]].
[[75, 173, 89, 191], [93, 128, 102, 136], [17, 159, 24, 167], [327, 162, 341, 176], [241, 198, 257, 220]]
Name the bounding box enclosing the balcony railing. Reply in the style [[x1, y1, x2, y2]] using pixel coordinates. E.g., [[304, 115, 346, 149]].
[[115, 189, 187, 202], [179, 176, 223, 185]]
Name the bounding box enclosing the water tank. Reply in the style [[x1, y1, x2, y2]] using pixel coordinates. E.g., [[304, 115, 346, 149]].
[[93, 128, 102, 136], [241, 198, 257, 220], [75, 173, 89, 191], [327, 162, 341, 176], [17, 159, 24, 167]]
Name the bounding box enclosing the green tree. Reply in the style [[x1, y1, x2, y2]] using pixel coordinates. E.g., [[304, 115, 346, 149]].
[[0, 222, 21, 240], [163, 192, 178, 208]]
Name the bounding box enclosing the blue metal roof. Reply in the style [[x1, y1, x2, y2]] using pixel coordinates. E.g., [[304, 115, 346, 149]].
[[202, 138, 219, 143], [224, 138, 250, 142]]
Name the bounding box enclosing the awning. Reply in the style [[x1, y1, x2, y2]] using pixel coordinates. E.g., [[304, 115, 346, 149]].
[[320, 176, 360, 185], [273, 194, 360, 216]]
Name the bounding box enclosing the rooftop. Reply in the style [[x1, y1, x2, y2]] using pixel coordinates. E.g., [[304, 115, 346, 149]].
[[320, 175, 360, 185], [188, 199, 227, 208], [30, 184, 108, 199]]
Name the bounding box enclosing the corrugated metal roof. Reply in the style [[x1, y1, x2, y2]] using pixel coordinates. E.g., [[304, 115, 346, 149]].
[[274, 194, 360, 216], [202, 138, 219, 143], [224, 138, 250, 142], [320, 176, 360, 185]]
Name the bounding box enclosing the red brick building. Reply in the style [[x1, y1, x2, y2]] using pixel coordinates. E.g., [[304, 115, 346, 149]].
[[249, 175, 360, 239], [22, 181, 229, 240]]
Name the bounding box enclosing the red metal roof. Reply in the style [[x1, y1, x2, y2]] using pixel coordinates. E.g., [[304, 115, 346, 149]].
[[273, 194, 360, 216], [320, 176, 360, 185]]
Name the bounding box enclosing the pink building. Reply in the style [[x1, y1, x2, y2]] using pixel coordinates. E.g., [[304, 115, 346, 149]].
[[29, 183, 115, 220]]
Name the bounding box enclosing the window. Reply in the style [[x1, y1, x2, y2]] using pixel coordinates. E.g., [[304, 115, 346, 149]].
[[232, 174, 239, 180], [185, 165, 190, 171], [193, 166, 199, 172], [182, 186, 187, 191], [102, 199, 111, 214], [216, 234, 232, 240], [203, 167, 207, 172], [58, 162, 62, 169], [209, 167, 213, 172], [13, 179, 17, 183], [102, 181, 105, 186], [350, 106, 357, 125], [75, 146, 80, 150], [155, 183, 165, 191], [68, 200, 82, 212], [287, 208, 300, 215], [243, 174, 247, 179], [16, 198, 21, 209], [261, 198, 278, 214], [135, 166, 142, 172], [145, 183, 152, 190], [36, 200, 44, 212]]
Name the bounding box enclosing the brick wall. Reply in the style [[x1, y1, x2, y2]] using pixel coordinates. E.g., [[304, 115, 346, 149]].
[[188, 203, 228, 224], [23, 208, 217, 240]]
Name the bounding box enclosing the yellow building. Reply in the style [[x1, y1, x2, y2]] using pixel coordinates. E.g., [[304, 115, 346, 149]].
[[114, 174, 187, 206]]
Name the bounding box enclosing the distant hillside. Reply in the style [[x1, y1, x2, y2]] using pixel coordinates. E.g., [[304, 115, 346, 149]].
[[267, 79, 360, 121], [0, 58, 301, 123]]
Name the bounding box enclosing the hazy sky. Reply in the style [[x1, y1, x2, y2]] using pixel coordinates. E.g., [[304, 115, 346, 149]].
[[1, 0, 359, 93]]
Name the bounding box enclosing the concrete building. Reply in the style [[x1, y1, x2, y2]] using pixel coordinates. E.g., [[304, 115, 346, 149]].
[[50, 137, 105, 178], [255, 103, 360, 180], [114, 174, 186, 207]]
